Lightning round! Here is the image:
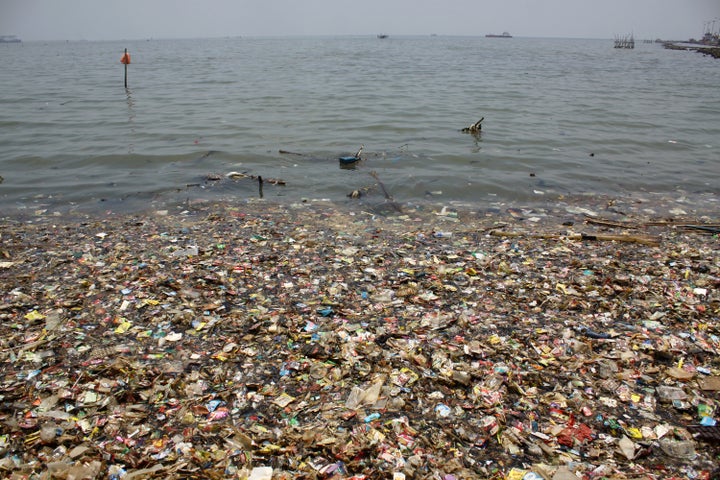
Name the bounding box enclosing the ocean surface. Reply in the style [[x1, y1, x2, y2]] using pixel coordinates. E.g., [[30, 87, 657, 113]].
[[0, 36, 718, 215]]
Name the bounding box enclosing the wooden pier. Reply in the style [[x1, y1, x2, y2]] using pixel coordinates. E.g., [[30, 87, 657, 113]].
[[614, 34, 635, 49]]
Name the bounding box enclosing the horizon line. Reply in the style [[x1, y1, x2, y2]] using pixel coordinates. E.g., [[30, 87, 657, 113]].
[[8, 33, 683, 43]]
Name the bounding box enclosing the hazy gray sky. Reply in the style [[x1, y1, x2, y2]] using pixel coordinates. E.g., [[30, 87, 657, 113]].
[[2, 0, 719, 41]]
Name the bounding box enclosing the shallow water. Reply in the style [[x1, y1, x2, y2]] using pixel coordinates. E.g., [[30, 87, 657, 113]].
[[0, 36, 718, 214]]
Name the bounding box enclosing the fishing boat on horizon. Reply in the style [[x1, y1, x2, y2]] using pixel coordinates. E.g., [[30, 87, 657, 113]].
[[0, 35, 22, 43], [485, 32, 512, 38]]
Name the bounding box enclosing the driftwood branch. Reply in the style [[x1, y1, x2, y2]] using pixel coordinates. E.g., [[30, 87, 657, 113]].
[[585, 215, 720, 234], [584, 215, 639, 229], [489, 230, 660, 247], [278, 149, 305, 156], [226, 171, 285, 185], [678, 225, 720, 234]]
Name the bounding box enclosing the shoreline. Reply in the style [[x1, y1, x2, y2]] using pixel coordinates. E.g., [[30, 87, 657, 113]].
[[1, 197, 719, 478], [664, 41, 720, 59], [3, 185, 719, 224]]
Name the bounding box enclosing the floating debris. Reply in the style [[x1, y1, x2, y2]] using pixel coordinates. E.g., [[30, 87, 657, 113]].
[[461, 117, 484, 134], [339, 145, 364, 166]]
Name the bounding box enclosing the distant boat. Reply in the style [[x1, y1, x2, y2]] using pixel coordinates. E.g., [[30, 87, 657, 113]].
[[486, 32, 512, 38], [0, 35, 21, 43], [377, 34, 388, 39]]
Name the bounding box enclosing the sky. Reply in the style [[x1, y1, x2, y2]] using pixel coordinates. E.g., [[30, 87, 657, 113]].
[[2, 0, 719, 42]]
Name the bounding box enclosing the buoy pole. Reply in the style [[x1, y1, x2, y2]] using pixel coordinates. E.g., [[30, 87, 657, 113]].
[[120, 48, 131, 88]]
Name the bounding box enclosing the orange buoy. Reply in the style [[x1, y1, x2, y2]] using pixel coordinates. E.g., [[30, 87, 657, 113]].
[[121, 51, 131, 64]]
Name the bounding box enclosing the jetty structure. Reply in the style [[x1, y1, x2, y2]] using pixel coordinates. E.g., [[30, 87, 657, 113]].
[[662, 20, 720, 59], [614, 33, 635, 49], [699, 19, 720, 45]]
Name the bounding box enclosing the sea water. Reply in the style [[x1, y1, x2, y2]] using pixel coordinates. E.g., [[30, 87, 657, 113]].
[[0, 36, 718, 214]]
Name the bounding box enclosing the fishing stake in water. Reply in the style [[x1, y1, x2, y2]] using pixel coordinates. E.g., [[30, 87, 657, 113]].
[[120, 48, 131, 88]]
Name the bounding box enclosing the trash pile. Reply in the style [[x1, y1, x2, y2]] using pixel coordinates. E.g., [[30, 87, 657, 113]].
[[0, 200, 718, 479]]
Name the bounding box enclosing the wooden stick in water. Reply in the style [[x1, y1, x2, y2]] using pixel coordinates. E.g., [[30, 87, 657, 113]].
[[369, 171, 402, 213]]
